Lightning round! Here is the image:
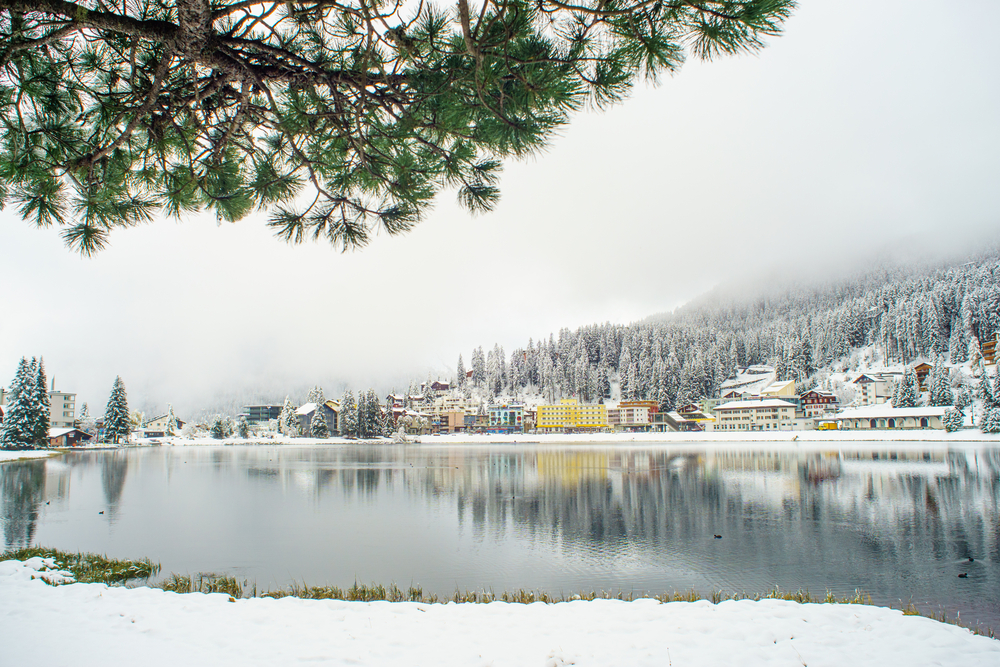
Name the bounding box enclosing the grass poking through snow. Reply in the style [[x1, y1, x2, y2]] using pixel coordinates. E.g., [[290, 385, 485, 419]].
[[0, 546, 159, 584]]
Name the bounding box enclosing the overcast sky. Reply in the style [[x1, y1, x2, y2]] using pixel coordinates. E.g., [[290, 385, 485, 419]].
[[1, 0, 998, 418]]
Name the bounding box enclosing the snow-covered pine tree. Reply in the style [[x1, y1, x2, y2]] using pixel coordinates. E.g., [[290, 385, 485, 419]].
[[165, 404, 178, 436], [380, 399, 395, 436], [365, 389, 382, 438], [0, 358, 34, 449], [237, 415, 250, 439], [340, 390, 358, 438], [982, 406, 1000, 434], [471, 347, 486, 388], [928, 356, 953, 407], [456, 354, 466, 388], [598, 363, 611, 400], [31, 357, 50, 447], [954, 387, 972, 412], [895, 367, 920, 408], [943, 407, 965, 433], [618, 345, 633, 398], [210, 417, 226, 439], [310, 405, 329, 438], [307, 386, 326, 405], [279, 396, 298, 437], [356, 390, 370, 437], [103, 376, 131, 444]]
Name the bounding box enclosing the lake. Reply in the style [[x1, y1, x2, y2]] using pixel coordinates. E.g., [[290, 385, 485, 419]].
[[2, 442, 998, 629]]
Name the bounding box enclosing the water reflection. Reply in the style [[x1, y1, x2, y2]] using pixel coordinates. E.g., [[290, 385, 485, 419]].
[[1, 461, 45, 549], [101, 451, 129, 513], [1, 443, 997, 628]]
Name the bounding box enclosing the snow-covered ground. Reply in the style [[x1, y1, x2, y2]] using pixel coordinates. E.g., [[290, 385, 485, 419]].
[[0, 449, 58, 463], [1, 558, 997, 667], [415, 430, 1000, 445]]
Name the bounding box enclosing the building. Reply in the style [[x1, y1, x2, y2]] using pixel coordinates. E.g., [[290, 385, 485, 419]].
[[617, 400, 658, 431], [984, 335, 998, 365], [421, 395, 479, 433], [296, 400, 340, 434], [48, 388, 76, 429], [852, 372, 901, 406], [145, 413, 186, 432], [834, 405, 947, 430], [714, 399, 797, 431], [488, 404, 524, 432], [799, 390, 839, 418], [47, 427, 92, 447], [537, 398, 608, 432], [913, 361, 933, 391], [244, 405, 283, 424], [420, 380, 451, 396]]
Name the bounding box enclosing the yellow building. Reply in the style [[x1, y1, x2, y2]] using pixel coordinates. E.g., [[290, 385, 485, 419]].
[[536, 398, 608, 432]]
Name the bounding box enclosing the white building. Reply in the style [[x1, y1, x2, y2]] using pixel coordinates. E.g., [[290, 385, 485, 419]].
[[49, 390, 76, 428], [852, 372, 902, 406], [713, 399, 797, 431], [834, 405, 947, 430]]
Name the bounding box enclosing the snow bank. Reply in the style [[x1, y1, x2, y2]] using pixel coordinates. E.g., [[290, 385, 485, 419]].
[[2, 559, 997, 667], [0, 449, 57, 463]]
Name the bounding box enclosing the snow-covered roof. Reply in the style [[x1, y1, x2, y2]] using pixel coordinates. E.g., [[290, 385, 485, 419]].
[[834, 405, 948, 419], [761, 380, 795, 394], [295, 402, 317, 416], [715, 399, 797, 411], [48, 427, 87, 438]]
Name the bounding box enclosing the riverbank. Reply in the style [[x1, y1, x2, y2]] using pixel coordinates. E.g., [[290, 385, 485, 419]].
[[133, 429, 1000, 448], [1, 557, 997, 667], [0, 449, 60, 463]]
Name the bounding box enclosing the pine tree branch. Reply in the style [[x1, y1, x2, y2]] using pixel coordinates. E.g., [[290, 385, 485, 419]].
[[72, 48, 174, 172]]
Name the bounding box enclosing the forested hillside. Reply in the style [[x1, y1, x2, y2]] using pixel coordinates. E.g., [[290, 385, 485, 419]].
[[449, 251, 1000, 409]]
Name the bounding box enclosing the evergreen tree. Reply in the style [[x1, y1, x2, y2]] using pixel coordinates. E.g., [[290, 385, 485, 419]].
[[1, 358, 34, 449], [381, 400, 395, 437], [307, 386, 326, 405], [456, 354, 466, 389], [30, 357, 50, 446], [954, 387, 972, 412], [165, 404, 178, 436], [1, 0, 795, 254], [102, 376, 131, 444], [472, 347, 487, 388], [364, 389, 382, 438], [943, 408, 964, 433], [279, 396, 298, 437], [928, 357, 953, 407], [237, 415, 250, 439], [210, 417, 226, 439], [340, 390, 358, 438], [894, 367, 920, 408], [598, 364, 611, 401], [310, 406, 329, 438]]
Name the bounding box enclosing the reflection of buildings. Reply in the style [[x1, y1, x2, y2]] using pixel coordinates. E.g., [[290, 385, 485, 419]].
[[1, 461, 45, 549]]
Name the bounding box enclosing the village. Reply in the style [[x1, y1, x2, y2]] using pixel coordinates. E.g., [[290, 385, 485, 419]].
[[2, 335, 994, 447]]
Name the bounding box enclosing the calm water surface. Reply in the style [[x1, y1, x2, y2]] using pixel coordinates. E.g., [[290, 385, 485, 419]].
[[2, 443, 998, 628]]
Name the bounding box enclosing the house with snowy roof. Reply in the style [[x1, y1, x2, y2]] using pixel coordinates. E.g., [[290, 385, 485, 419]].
[[47, 427, 92, 447], [833, 404, 946, 430], [799, 390, 839, 418], [296, 400, 340, 434], [852, 372, 902, 406]]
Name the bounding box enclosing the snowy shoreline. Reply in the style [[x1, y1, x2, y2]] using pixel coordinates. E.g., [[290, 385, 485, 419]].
[[5, 429, 999, 459], [0, 449, 61, 463], [1, 558, 997, 667]]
